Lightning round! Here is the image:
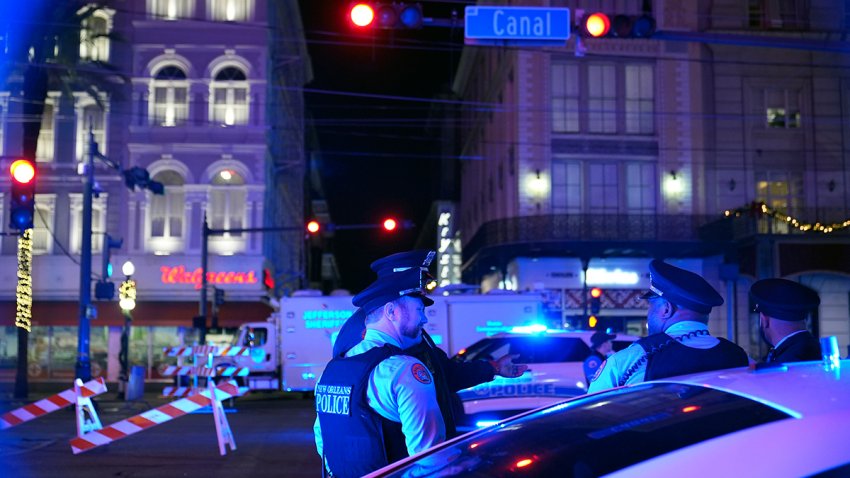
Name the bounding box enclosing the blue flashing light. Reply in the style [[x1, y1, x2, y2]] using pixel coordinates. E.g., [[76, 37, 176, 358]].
[[475, 420, 500, 428], [302, 372, 316, 381], [510, 324, 548, 334]]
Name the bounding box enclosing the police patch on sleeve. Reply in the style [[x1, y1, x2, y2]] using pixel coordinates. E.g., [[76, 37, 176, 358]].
[[411, 363, 432, 384], [590, 360, 607, 383]]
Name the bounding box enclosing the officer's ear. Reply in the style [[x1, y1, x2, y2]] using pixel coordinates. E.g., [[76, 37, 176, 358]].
[[662, 299, 676, 318], [383, 302, 396, 321]]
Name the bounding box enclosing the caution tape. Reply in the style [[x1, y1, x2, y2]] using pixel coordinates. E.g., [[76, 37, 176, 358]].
[[162, 346, 251, 357], [1, 377, 107, 430], [161, 366, 250, 377], [70, 380, 247, 454]]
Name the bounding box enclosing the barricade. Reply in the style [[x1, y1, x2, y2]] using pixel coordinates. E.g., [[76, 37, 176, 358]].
[[1, 377, 107, 430], [70, 380, 247, 456], [161, 345, 251, 397]]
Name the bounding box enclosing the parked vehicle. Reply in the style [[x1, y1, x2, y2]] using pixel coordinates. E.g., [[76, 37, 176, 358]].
[[366, 359, 850, 477]]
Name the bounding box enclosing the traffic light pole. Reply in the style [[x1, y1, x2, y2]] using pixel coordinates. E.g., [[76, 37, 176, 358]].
[[75, 129, 96, 382]]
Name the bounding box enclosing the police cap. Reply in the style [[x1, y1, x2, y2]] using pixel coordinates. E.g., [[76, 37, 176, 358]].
[[353, 268, 434, 315], [750, 278, 820, 321], [370, 250, 435, 277], [640, 260, 723, 315], [590, 330, 616, 349]]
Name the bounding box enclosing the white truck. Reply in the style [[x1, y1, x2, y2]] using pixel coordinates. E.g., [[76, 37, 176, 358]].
[[214, 291, 549, 391]]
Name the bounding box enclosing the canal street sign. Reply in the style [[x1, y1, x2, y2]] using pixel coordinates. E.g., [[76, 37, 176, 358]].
[[464, 6, 571, 45]]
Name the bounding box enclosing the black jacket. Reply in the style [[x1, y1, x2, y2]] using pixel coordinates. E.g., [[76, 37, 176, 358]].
[[766, 331, 821, 364]]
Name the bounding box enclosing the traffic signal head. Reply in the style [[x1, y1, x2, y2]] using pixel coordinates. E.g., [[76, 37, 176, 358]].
[[9, 159, 36, 231], [382, 218, 397, 231], [306, 220, 321, 234], [590, 287, 603, 298], [348, 2, 423, 29], [590, 288, 602, 315], [581, 12, 610, 38], [579, 13, 655, 39], [349, 3, 375, 27]]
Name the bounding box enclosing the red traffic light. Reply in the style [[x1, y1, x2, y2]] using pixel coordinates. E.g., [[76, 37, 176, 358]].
[[349, 3, 375, 27], [582, 12, 610, 38], [590, 287, 603, 298], [382, 218, 397, 231], [306, 220, 321, 234], [10, 159, 35, 184]]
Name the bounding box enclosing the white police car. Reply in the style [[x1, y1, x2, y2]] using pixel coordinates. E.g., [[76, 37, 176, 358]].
[[453, 329, 639, 431], [367, 359, 850, 477]]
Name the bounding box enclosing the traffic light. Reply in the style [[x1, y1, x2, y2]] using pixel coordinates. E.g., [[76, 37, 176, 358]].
[[123, 166, 165, 195], [382, 217, 398, 232], [214, 288, 225, 306], [9, 159, 36, 231], [578, 12, 656, 39], [590, 287, 603, 315], [306, 220, 321, 235], [101, 234, 123, 279], [588, 315, 598, 328], [348, 2, 423, 29]]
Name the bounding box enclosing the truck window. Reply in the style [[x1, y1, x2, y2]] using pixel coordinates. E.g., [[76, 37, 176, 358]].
[[243, 327, 268, 347]]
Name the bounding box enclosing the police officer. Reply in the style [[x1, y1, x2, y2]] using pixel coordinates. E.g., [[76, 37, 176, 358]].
[[583, 330, 615, 385], [588, 260, 749, 392], [750, 278, 821, 363], [314, 265, 444, 478], [332, 250, 527, 438]]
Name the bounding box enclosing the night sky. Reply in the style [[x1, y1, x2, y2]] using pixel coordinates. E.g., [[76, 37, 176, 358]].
[[298, 1, 467, 292]]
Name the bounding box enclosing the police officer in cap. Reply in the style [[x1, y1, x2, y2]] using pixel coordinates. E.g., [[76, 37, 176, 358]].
[[583, 330, 615, 385], [751, 278, 821, 363], [332, 250, 527, 438], [314, 263, 444, 478], [589, 260, 749, 392]]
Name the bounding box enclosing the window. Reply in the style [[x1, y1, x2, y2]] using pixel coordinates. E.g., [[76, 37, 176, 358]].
[[209, 169, 246, 235], [210, 67, 249, 126], [80, 10, 110, 62], [31, 195, 56, 255], [626, 162, 656, 212], [148, 0, 194, 20], [457, 337, 591, 364], [35, 98, 55, 161], [150, 170, 185, 239], [589, 163, 619, 212], [552, 160, 582, 214], [76, 101, 106, 161], [588, 64, 617, 133], [765, 88, 800, 128], [0, 94, 6, 156], [70, 193, 107, 254], [150, 65, 188, 127], [552, 63, 579, 133], [625, 65, 654, 134], [208, 0, 253, 21], [755, 171, 803, 234]]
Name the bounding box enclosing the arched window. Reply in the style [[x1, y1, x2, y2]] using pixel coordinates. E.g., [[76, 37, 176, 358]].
[[80, 11, 110, 61], [150, 170, 185, 239], [208, 0, 253, 21], [210, 66, 249, 126], [150, 65, 188, 126], [209, 169, 246, 235]]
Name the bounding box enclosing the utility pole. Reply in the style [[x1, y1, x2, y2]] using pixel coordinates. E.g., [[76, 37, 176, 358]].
[[75, 129, 96, 382]]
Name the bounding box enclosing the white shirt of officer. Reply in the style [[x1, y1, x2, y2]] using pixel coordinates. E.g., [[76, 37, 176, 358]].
[[588, 294, 726, 393], [314, 296, 445, 459]]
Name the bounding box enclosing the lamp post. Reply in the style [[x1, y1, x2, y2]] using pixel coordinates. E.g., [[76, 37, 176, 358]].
[[117, 260, 136, 399]]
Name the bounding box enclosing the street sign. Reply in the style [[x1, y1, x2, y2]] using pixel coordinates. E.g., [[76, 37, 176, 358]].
[[464, 6, 570, 46]]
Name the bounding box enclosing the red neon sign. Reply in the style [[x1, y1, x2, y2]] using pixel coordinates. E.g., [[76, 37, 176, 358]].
[[160, 266, 258, 289]]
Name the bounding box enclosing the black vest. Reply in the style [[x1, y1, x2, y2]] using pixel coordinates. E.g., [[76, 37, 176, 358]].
[[638, 333, 749, 382], [316, 345, 407, 478]]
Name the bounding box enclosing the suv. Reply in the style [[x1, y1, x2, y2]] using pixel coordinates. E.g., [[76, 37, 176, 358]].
[[453, 330, 639, 431]]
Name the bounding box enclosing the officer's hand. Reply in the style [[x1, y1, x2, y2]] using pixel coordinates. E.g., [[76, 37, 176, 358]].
[[491, 354, 529, 378]]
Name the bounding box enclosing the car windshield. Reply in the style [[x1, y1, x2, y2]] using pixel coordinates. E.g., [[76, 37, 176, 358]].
[[456, 336, 591, 363], [379, 383, 791, 478]]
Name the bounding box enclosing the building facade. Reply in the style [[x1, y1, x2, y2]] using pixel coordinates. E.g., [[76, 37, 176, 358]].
[[452, 0, 850, 357], [0, 0, 310, 383]]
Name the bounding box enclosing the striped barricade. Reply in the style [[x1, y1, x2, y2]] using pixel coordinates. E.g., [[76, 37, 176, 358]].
[[70, 380, 247, 456], [161, 345, 252, 397], [162, 346, 250, 357], [161, 365, 250, 378], [1, 377, 107, 430]]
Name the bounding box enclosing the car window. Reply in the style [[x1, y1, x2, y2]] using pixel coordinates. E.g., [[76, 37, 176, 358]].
[[458, 337, 591, 363], [380, 383, 791, 478]]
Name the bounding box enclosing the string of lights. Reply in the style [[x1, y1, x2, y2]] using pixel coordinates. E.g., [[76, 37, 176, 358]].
[[724, 202, 850, 234], [16, 229, 33, 332]]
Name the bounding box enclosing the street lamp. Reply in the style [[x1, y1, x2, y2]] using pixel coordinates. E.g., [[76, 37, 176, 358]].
[[117, 260, 135, 400]]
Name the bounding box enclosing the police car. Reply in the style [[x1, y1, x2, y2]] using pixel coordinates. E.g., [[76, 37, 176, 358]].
[[366, 359, 850, 477], [453, 328, 639, 431]]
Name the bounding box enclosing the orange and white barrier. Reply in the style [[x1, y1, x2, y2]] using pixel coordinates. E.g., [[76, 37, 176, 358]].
[[161, 365, 250, 377], [162, 346, 250, 357], [1, 377, 107, 430], [71, 380, 247, 455]]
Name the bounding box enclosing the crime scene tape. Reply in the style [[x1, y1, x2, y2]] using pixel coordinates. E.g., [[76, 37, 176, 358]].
[[70, 380, 247, 454], [161, 365, 250, 377], [1, 377, 107, 430]]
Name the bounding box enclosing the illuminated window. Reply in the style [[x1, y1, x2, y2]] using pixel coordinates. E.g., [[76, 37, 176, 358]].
[[765, 88, 800, 128], [588, 64, 617, 133], [35, 97, 56, 161], [148, 0, 194, 20], [150, 65, 188, 127], [209, 169, 246, 237], [625, 65, 654, 134], [551, 64, 579, 133], [70, 193, 107, 254], [208, 0, 253, 21], [75, 99, 107, 161], [755, 171, 803, 233], [31, 195, 56, 255], [210, 67, 249, 126], [150, 170, 185, 239], [80, 9, 111, 62]]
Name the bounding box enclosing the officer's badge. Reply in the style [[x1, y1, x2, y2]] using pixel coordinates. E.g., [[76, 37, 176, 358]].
[[411, 363, 432, 384]]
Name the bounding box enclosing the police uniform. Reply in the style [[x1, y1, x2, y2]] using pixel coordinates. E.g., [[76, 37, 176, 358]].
[[331, 250, 497, 438], [588, 260, 749, 393], [751, 278, 821, 364], [314, 258, 445, 478], [583, 331, 615, 385]]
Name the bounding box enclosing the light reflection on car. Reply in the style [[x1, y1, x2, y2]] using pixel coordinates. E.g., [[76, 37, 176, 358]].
[[366, 360, 850, 478]]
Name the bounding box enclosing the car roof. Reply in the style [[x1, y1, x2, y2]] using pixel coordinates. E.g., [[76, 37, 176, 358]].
[[644, 360, 850, 417], [485, 330, 641, 340]]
